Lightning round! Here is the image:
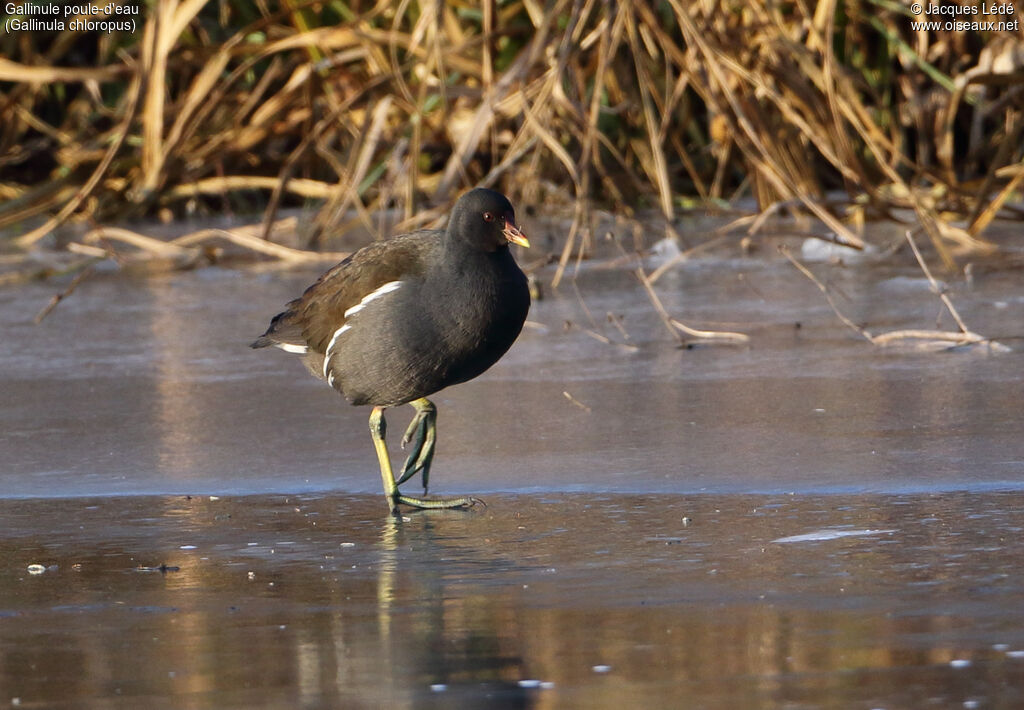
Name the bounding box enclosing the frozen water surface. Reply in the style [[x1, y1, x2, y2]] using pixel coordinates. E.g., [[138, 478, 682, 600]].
[[1, 233, 1023, 708]]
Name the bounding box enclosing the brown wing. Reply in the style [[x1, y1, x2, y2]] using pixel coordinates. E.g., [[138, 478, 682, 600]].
[[253, 230, 439, 354]]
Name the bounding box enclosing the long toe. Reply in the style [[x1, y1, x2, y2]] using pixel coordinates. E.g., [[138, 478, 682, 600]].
[[397, 401, 437, 488], [397, 428, 435, 487], [395, 494, 479, 510], [401, 408, 429, 450], [399, 411, 428, 473]]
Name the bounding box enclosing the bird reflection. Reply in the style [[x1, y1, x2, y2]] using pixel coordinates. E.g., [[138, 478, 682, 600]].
[[365, 511, 533, 707]]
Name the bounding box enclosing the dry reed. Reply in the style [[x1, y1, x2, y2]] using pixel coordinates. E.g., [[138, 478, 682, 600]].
[[1, 0, 1021, 273]]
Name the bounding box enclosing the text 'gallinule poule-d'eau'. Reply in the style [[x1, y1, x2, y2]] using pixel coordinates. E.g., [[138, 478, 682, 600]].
[[252, 188, 531, 513]]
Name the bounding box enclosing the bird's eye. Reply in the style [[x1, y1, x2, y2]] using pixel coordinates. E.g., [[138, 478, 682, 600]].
[[483, 212, 495, 223]]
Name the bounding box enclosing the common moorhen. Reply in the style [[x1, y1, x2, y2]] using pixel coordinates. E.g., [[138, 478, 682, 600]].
[[253, 188, 531, 512]]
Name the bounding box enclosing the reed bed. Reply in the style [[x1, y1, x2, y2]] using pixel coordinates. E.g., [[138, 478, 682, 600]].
[[1, 0, 1022, 280]]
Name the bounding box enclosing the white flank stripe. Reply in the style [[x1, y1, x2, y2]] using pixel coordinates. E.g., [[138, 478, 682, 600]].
[[344, 280, 402, 319], [275, 343, 308, 354], [323, 281, 401, 379], [323, 324, 351, 378]]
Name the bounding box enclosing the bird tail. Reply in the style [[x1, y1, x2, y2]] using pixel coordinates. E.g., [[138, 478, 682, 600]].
[[252, 303, 306, 350]]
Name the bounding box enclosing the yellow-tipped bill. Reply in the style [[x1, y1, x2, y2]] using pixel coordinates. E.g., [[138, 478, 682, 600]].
[[503, 221, 530, 248]]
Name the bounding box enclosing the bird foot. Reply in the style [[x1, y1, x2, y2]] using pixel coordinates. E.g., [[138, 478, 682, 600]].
[[397, 401, 436, 489], [390, 494, 481, 513]]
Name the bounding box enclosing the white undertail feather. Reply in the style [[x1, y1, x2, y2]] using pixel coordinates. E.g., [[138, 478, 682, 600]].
[[275, 343, 308, 354]]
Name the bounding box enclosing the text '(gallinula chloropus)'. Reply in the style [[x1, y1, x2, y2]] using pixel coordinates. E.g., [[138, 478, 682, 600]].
[[253, 188, 531, 512]]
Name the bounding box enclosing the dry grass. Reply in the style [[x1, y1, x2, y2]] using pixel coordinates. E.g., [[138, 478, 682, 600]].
[[779, 231, 1006, 351], [1, 0, 1022, 275]]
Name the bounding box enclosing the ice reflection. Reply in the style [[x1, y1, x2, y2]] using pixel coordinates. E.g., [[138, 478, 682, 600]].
[[1, 493, 1024, 708]]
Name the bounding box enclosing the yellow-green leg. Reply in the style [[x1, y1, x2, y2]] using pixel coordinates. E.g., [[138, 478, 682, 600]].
[[368, 405, 476, 513]]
